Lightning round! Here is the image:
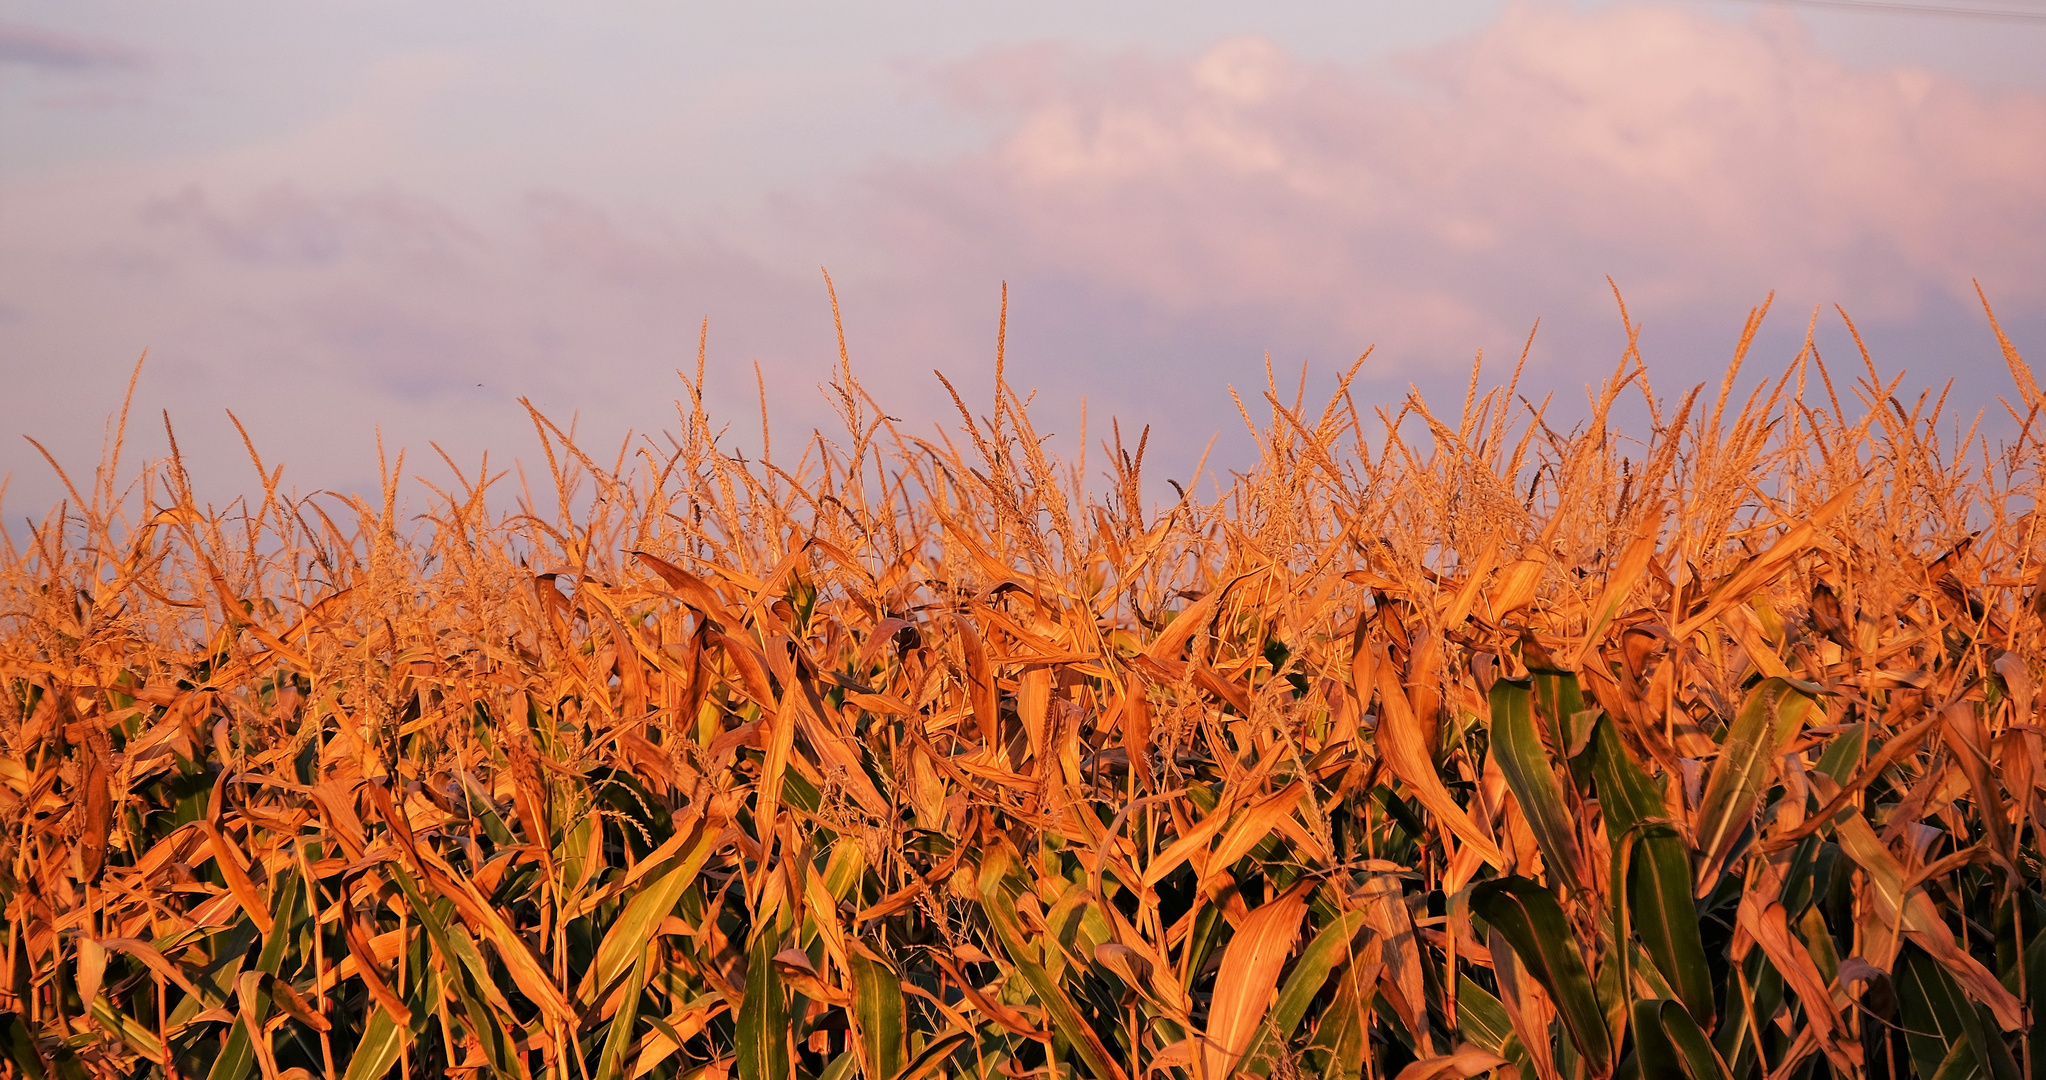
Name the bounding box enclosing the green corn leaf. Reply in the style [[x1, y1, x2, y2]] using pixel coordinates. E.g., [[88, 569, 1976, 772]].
[[206, 865, 302, 1080], [1453, 975, 1514, 1055], [1183, 902, 1232, 998], [1, 1012, 48, 1080], [817, 1052, 860, 1080], [1633, 999, 1732, 1080], [2011, 894, 2046, 1080], [593, 953, 648, 1080], [978, 844, 1129, 1080], [385, 866, 524, 1079], [442, 925, 526, 1076], [1660, 1001, 1731, 1080], [1307, 962, 1375, 1080], [1489, 680, 1589, 890], [1811, 722, 1866, 784], [87, 997, 167, 1064], [1240, 908, 1374, 1076], [1897, 946, 2018, 1080], [737, 931, 791, 1080], [1933, 1037, 1986, 1080], [1692, 678, 1815, 894], [822, 835, 870, 903], [850, 948, 907, 1080], [888, 1031, 971, 1080], [460, 772, 519, 846], [1632, 999, 1682, 1079], [1471, 876, 1611, 1077], [1712, 951, 1783, 1079], [1592, 719, 1714, 1030], [1041, 882, 1095, 982], [1530, 669, 1595, 761], [340, 1006, 413, 1080], [589, 809, 727, 1003], [559, 812, 598, 903]]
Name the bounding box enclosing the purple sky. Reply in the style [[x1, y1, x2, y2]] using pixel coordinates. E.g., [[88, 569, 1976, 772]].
[[4, 1, 2044, 518]]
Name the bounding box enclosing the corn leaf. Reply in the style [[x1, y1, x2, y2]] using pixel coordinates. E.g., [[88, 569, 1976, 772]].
[[340, 1007, 412, 1080], [1896, 946, 2019, 1080], [1488, 680, 1588, 889], [594, 952, 649, 1080], [1691, 678, 1814, 895], [1238, 901, 1368, 1076], [851, 948, 908, 1080], [979, 843, 1129, 1080], [1471, 876, 1611, 1078], [1591, 719, 1713, 1029], [736, 931, 791, 1080]]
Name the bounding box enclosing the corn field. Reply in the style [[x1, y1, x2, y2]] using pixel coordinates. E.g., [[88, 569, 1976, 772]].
[[5, 294, 2045, 1080]]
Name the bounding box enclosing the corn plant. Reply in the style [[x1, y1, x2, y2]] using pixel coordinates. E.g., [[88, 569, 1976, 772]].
[[2, 295, 2042, 1079]]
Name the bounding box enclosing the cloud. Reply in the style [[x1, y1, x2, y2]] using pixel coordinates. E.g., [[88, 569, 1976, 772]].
[[858, 1, 2046, 373], [3, 2, 2042, 516], [91, 184, 828, 406], [0, 173, 853, 513], [0, 21, 142, 70]]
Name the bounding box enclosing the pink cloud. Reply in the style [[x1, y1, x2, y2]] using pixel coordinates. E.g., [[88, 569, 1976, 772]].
[[861, 1, 2046, 365], [3, 2, 2041, 515]]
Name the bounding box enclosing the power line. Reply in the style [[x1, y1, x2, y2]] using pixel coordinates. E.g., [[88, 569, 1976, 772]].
[[1705, 0, 2046, 21]]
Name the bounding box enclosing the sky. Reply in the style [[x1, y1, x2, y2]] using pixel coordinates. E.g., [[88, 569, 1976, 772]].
[[3, 1, 2044, 520]]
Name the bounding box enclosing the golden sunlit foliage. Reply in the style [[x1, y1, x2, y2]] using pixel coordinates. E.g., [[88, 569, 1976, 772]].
[[4, 291, 2044, 1080]]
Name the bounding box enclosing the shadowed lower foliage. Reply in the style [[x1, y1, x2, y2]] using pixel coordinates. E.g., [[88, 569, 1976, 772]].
[[4, 293, 2045, 1079]]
